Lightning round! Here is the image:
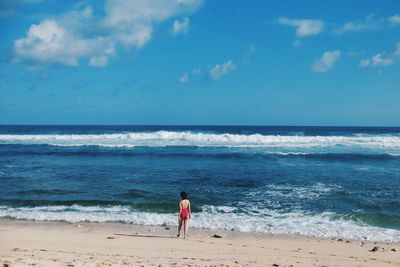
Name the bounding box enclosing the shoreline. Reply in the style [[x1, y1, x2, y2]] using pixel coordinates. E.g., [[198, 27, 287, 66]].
[[1, 219, 399, 266], [1, 206, 398, 243]]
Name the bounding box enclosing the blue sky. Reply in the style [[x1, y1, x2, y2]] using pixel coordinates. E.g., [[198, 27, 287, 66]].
[[0, 0, 399, 126]]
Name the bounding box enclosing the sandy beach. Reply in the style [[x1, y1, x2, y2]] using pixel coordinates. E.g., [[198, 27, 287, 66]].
[[0, 219, 399, 267]]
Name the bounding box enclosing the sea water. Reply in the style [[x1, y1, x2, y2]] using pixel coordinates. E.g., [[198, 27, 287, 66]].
[[0, 125, 399, 242]]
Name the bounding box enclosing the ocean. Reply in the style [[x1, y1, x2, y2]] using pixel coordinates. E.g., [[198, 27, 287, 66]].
[[0, 125, 399, 242]]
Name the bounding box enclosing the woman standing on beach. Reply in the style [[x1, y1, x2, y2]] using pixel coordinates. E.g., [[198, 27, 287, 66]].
[[177, 191, 191, 239]]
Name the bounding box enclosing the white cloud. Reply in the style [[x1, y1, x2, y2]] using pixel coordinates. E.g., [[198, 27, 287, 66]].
[[179, 61, 237, 83], [338, 22, 375, 33], [178, 67, 202, 84], [89, 56, 108, 67], [359, 42, 400, 68], [359, 53, 394, 68], [117, 25, 152, 48], [14, 20, 85, 66], [104, 0, 202, 26], [104, 0, 201, 47], [311, 50, 341, 73], [335, 14, 384, 34], [13, 0, 203, 67], [389, 14, 400, 25], [333, 13, 400, 34], [335, 21, 379, 34], [171, 17, 190, 35], [179, 73, 190, 83], [13, 15, 115, 67], [209, 60, 236, 80], [278, 17, 324, 37]]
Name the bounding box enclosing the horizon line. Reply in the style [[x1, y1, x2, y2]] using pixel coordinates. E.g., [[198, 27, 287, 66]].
[[0, 124, 399, 128]]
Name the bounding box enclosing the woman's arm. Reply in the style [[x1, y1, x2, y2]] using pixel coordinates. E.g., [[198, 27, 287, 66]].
[[188, 201, 191, 218]]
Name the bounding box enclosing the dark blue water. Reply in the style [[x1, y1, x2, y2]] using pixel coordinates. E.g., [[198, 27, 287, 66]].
[[0, 125, 399, 241]]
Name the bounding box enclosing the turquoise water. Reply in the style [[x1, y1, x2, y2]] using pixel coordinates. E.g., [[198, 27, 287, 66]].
[[0, 125, 399, 242]]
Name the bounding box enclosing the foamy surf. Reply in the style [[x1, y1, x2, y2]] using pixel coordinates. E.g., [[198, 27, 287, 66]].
[[0, 204, 398, 242], [0, 131, 400, 152]]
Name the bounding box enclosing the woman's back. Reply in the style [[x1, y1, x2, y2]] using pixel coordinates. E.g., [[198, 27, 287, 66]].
[[180, 199, 190, 209]]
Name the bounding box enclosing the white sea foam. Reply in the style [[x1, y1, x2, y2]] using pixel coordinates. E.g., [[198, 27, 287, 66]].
[[0, 205, 399, 242], [0, 131, 400, 152]]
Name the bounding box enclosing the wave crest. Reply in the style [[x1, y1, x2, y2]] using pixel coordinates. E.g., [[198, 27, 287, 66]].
[[0, 131, 400, 152]]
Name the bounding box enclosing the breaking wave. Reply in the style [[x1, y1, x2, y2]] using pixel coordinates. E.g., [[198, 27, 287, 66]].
[[0, 131, 400, 153], [0, 204, 399, 242]]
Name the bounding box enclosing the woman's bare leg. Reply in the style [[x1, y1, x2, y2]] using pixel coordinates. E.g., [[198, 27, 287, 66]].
[[183, 219, 188, 239], [177, 217, 182, 237]]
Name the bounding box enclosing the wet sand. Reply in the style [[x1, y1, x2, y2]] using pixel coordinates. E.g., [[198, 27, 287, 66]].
[[0, 219, 399, 266]]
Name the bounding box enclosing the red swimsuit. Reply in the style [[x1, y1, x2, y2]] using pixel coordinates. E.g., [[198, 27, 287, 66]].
[[180, 207, 189, 219]]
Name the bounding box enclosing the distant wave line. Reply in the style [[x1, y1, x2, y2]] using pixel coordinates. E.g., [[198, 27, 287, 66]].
[[0, 131, 400, 149]]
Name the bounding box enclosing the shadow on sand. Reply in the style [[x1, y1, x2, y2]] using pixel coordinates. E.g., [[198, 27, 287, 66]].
[[114, 233, 177, 239]]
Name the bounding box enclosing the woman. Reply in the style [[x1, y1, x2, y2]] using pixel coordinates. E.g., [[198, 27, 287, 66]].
[[177, 191, 191, 239]]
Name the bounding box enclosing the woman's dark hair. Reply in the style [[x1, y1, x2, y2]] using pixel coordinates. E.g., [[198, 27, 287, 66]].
[[180, 191, 187, 200]]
